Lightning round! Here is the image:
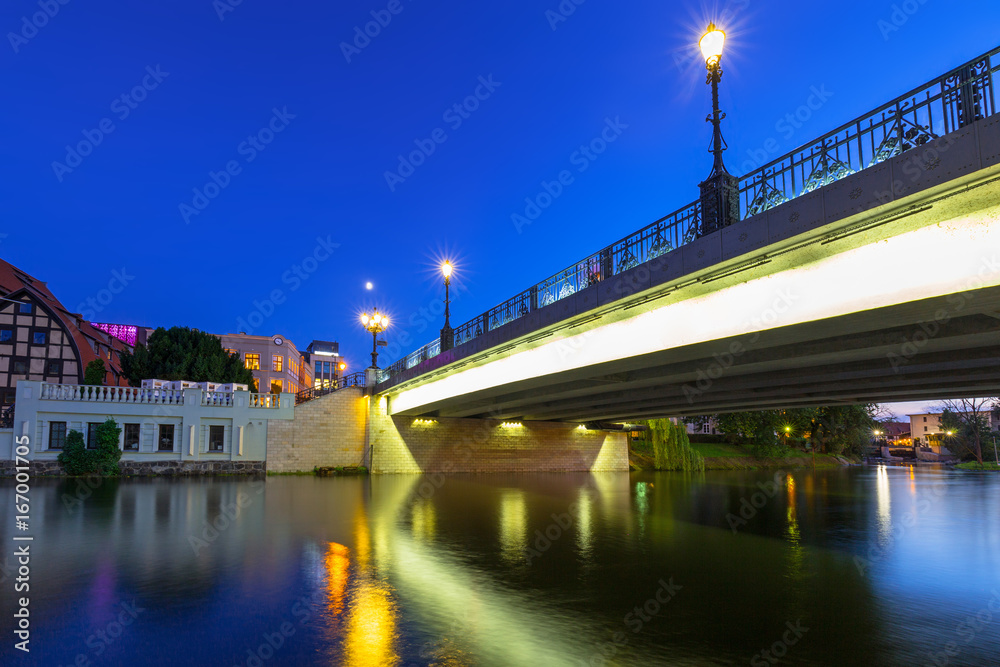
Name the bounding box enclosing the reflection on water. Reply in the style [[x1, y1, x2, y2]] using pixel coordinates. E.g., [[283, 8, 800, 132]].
[[1, 467, 999, 665]]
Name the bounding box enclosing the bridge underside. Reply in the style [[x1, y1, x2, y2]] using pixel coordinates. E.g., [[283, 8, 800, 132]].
[[393, 288, 1000, 421]]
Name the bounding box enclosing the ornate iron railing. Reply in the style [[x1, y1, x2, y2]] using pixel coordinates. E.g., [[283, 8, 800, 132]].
[[738, 46, 998, 217], [378, 45, 1000, 386], [295, 371, 366, 405]]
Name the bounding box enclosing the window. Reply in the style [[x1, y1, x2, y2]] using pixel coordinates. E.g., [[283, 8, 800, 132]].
[[245, 353, 260, 370], [314, 379, 321, 389], [18, 303, 32, 314], [0, 329, 11, 342], [49, 422, 66, 450], [924, 426, 928, 432], [46, 360, 62, 376], [209, 425, 224, 452], [315, 361, 322, 375], [270, 379, 283, 394], [124, 423, 140, 451], [32, 331, 46, 345], [923, 417, 927, 422], [86, 422, 100, 449], [323, 362, 331, 374], [272, 355, 283, 372], [12, 360, 26, 375], [158, 424, 175, 451]]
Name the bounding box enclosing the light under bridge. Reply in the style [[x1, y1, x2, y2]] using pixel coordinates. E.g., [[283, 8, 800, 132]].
[[374, 47, 1000, 424]]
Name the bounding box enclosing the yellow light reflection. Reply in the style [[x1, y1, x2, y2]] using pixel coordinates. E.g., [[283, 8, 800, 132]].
[[498, 490, 527, 563], [353, 506, 371, 572], [576, 490, 593, 558], [343, 579, 399, 667], [411, 499, 437, 543], [325, 542, 350, 616]]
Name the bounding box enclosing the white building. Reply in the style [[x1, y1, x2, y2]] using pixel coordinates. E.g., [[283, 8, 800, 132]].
[[1, 380, 294, 475]]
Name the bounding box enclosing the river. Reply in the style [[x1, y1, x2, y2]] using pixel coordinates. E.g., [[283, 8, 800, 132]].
[[1, 465, 998, 665]]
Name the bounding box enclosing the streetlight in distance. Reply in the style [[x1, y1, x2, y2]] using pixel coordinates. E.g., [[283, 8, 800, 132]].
[[361, 310, 389, 369], [440, 261, 455, 352], [697, 22, 740, 235]]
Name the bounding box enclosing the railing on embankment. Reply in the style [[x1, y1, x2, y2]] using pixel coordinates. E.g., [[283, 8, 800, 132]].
[[380, 45, 1000, 386], [295, 372, 366, 405]]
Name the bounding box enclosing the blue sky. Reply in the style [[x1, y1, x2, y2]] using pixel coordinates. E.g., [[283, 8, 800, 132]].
[[2, 0, 997, 413]]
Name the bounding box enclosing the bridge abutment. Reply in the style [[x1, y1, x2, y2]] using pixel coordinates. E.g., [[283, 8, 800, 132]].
[[368, 395, 629, 474]]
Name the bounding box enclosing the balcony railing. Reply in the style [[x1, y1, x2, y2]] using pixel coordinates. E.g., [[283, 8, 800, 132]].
[[37, 383, 285, 409], [40, 384, 186, 405], [378, 45, 999, 386], [249, 393, 282, 409], [294, 371, 366, 405]]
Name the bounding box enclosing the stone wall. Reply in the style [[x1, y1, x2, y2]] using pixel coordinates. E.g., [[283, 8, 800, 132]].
[[369, 396, 628, 474], [265, 387, 368, 472], [0, 460, 265, 477]]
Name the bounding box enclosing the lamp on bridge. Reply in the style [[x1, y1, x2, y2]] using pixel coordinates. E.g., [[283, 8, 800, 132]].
[[440, 261, 455, 352], [697, 23, 740, 236], [361, 310, 389, 369]]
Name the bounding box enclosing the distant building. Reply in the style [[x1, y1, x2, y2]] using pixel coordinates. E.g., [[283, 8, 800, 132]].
[[880, 421, 911, 447], [0, 258, 135, 406], [685, 417, 722, 436], [305, 340, 344, 389], [219, 333, 312, 395], [908, 413, 945, 447]]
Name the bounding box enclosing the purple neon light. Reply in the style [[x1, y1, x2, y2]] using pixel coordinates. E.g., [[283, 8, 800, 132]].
[[91, 323, 138, 346]]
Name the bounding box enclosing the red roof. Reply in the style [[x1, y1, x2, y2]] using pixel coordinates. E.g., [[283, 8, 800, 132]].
[[0, 257, 130, 385]]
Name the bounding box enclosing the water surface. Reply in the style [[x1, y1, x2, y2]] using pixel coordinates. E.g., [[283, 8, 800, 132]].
[[1, 466, 998, 665]]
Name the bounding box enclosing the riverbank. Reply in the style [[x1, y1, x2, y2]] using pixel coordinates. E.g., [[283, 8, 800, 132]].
[[955, 461, 1000, 471], [630, 439, 854, 471]]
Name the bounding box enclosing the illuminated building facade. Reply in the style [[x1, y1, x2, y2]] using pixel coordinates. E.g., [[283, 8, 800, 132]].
[[219, 332, 312, 395], [306, 340, 344, 389]]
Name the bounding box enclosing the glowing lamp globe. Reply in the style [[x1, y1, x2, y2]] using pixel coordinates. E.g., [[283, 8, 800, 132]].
[[699, 24, 726, 68], [442, 261, 453, 279]]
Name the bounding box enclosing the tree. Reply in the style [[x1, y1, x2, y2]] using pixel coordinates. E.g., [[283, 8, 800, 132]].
[[648, 419, 704, 472], [712, 404, 877, 458], [938, 398, 997, 464], [119, 327, 257, 389], [83, 359, 106, 386]]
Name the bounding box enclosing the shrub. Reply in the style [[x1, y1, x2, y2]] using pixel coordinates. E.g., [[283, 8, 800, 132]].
[[58, 431, 91, 475], [57, 419, 123, 476]]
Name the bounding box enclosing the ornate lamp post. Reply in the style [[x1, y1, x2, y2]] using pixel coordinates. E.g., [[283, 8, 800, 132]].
[[361, 310, 389, 368], [698, 23, 740, 235], [440, 261, 455, 352]]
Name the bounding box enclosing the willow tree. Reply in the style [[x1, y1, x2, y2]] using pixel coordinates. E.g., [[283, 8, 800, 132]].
[[649, 419, 704, 472]]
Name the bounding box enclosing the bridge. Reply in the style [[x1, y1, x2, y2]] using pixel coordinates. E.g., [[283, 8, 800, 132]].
[[370, 46, 1000, 427], [271, 46, 1000, 474]]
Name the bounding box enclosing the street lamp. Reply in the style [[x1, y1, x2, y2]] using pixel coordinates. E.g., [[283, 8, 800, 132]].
[[440, 261, 455, 352], [697, 22, 740, 235], [361, 310, 389, 368]]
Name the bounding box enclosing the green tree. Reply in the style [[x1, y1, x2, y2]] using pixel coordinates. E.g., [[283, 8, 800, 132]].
[[648, 419, 704, 472], [119, 327, 257, 389], [714, 410, 786, 456], [83, 359, 107, 386]]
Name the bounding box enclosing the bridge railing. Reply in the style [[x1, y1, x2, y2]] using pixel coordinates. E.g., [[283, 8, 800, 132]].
[[379, 45, 1000, 386], [294, 371, 366, 405], [738, 46, 999, 217]]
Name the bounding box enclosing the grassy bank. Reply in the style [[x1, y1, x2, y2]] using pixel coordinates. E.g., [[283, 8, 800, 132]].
[[630, 439, 852, 471], [955, 461, 1000, 471]]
